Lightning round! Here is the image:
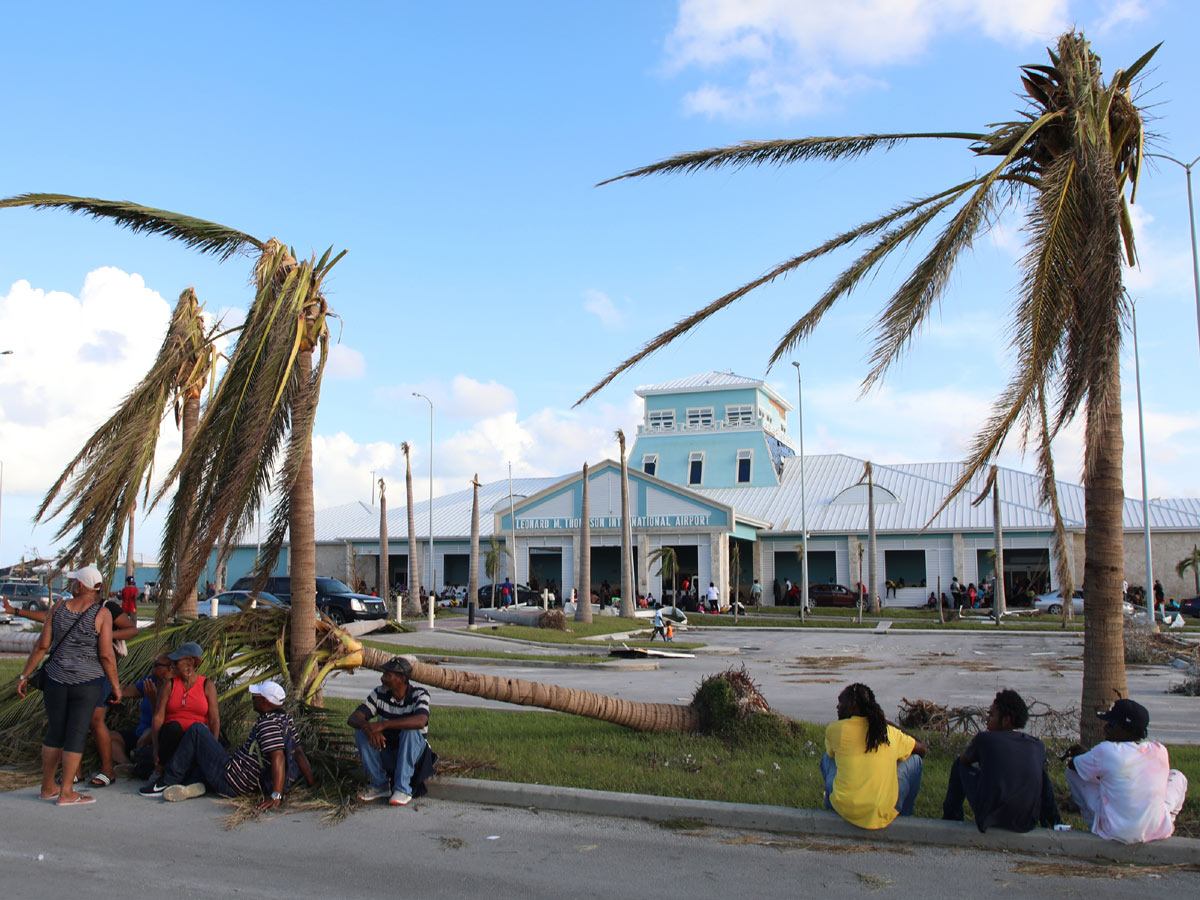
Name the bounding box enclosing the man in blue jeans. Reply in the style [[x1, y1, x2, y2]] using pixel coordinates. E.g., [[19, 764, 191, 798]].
[[349, 656, 433, 806]]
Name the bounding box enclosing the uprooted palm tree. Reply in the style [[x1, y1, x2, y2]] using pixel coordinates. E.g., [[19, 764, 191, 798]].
[[0, 194, 345, 686], [580, 33, 1156, 744], [31, 285, 219, 618]]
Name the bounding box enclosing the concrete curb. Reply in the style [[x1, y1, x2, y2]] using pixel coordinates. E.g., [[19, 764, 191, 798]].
[[424, 776, 1200, 866]]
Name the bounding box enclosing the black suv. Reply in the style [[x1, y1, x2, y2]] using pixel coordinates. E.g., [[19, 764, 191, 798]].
[[229, 575, 387, 625]]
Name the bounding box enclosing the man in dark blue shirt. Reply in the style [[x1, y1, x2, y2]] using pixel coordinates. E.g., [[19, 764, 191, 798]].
[[942, 689, 1060, 832]]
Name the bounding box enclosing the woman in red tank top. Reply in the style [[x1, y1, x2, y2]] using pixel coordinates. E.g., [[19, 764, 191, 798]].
[[148, 641, 220, 787]]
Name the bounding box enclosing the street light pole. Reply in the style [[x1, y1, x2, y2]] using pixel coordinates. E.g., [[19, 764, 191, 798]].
[[1147, 153, 1200, 360], [1132, 302, 1157, 631], [412, 392, 435, 629], [791, 362, 808, 619]]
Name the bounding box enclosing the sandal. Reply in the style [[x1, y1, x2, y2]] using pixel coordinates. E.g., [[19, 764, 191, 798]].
[[56, 794, 96, 806], [90, 773, 113, 787]]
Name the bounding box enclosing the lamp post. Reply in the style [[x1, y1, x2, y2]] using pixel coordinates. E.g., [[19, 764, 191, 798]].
[[1147, 153, 1200, 360], [1132, 302, 1157, 631], [412, 392, 435, 629], [791, 362, 808, 619]]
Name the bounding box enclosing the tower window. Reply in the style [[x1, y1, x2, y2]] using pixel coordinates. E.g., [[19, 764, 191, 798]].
[[736, 449, 752, 483], [647, 409, 674, 430], [726, 404, 753, 426], [688, 451, 704, 485], [642, 454, 658, 477], [686, 407, 713, 428]]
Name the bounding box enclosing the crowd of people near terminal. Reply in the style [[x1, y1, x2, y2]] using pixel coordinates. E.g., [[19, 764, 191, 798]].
[[7, 566, 1189, 843]]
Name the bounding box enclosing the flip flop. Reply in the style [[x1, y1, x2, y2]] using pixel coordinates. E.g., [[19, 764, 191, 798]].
[[56, 794, 96, 807], [90, 773, 113, 787]]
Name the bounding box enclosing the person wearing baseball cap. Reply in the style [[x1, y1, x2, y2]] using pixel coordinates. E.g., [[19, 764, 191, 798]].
[[348, 655, 435, 806], [150, 679, 314, 806], [1063, 699, 1188, 842]]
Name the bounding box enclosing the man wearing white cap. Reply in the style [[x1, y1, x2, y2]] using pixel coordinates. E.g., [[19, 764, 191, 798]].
[[154, 680, 313, 807]]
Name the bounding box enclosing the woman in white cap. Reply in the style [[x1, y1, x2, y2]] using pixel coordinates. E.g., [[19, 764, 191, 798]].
[[16, 565, 121, 806]]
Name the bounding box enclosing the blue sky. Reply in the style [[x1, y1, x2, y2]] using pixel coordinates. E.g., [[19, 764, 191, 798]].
[[2, 0, 1199, 568]]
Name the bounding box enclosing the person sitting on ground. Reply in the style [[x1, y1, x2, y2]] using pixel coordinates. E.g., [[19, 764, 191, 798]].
[[1063, 699, 1188, 843], [349, 656, 436, 806], [144, 680, 313, 805], [925, 592, 938, 609], [111, 653, 171, 780], [942, 689, 1060, 832], [821, 682, 926, 830], [145, 641, 219, 792]]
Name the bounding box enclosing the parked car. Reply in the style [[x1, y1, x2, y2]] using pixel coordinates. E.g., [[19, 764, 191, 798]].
[[229, 576, 387, 625], [1178, 596, 1200, 619], [0, 582, 57, 611], [806, 583, 862, 608], [1033, 589, 1135, 616], [198, 590, 287, 617], [477, 583, 542, 607]]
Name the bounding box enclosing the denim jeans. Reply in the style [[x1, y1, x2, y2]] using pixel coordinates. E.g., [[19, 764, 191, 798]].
[[821, 753, 923, 817], [355, 728, 427, 795], [163, 722, 236, 796]]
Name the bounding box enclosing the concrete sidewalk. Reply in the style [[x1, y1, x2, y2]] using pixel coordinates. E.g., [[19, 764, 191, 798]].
[[427, 776, 1200, 866]]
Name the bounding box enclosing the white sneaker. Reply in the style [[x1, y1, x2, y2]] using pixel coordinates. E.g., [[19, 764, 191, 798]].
[[357, 785, 391, 803], [389, 791, 412, 806], [163, 782, 207, 802]]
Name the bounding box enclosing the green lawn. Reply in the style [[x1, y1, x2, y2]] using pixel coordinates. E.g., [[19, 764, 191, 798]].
[[480, 618, 701, 648], [319, 700, 1198, 837]]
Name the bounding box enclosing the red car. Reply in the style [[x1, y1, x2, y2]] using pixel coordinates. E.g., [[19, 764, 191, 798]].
[[805, 583, 862, 607]]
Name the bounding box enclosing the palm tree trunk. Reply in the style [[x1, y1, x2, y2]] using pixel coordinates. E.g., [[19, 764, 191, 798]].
[[866, 462, 880, 614], [575, 462, 593, 623], [379, 479, 391, 617], [992, 468, 1006, 622], [289, 348, 318, 688], [1080, 370, 1128, 745], [125, 502, 136, 582], [403, 444, 421, 618], [468, 475, 480, 626], [617, 431, 635, 618], [359, 647, 699, 732], [175, 394, 201, 618]]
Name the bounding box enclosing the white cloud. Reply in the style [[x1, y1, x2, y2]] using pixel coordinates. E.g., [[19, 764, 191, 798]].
[[583, 289, 630, 331], [376, 375, 518, 419], [666, 0, 1071, 119], [326, 344, 366, 380], [1093, 0, 1152, 35]]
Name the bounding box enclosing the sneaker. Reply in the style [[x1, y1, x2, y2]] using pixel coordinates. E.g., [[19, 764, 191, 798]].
[[357, 785, 391, 803], [388, 791, 412, 806], [163, 782, 207, 803], [138, 780, 166, 798]]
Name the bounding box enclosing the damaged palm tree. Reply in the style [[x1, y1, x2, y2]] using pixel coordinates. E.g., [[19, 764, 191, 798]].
[[0, 194, 345, 683], [31, 285, 219, 613], [358, 647, 782, 736]]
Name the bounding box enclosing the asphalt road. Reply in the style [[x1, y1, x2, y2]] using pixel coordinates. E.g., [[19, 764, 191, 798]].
[[2, 785, 1195, 900], [326, 621, 1200, 744]]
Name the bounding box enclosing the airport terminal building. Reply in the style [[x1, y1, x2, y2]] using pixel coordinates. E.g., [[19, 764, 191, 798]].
[[213, 371, 1200, 604]]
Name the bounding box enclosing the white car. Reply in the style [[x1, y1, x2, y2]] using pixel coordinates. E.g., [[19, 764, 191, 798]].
[[1033, 589, 1134, 616]]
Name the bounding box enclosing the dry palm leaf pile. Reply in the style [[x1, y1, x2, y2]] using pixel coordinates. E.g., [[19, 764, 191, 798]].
[[897, 697, 1078, 739], [1124, 619, 1200, 667]]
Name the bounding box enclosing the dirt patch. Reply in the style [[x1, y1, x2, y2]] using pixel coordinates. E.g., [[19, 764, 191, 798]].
[[1010, 860, 1200, 879], [787, 656, 874, 670], [722, 834, 914, 855]]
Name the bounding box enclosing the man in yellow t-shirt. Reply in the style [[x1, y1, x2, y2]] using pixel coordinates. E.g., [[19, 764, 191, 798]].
[[822, 683, 926, 829]]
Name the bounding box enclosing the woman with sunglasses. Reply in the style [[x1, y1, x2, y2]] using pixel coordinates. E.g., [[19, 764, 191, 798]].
[[141, 641, 220, 797]]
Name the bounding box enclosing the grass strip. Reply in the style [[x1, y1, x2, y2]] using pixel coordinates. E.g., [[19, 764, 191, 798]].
[[319, 701, 1199, 837]]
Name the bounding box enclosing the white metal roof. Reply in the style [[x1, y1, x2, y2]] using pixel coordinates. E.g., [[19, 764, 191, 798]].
[[303, 454, 1200, 547], [634, 370, 793, 410]]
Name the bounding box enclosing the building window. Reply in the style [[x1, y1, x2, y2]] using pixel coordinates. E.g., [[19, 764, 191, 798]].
[[736, 449, 752, 483], [688, 451, 704, 485], [726, 404, 753, 426], [884, 550, 927, 588], [647, 409, 674, 430], [686, 407, 713, 428], [642, 454, 657, 477]]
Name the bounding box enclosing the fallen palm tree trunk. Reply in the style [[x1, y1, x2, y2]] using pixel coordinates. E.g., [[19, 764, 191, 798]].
[[359, 646, 701, 733]]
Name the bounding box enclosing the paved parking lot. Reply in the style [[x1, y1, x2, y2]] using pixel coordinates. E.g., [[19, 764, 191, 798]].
[[326, 622, 1200, 743]]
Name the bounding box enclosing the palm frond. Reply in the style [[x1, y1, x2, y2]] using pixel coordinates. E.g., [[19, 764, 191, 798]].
[[0, 194, 262, 260], [34, 288, 216, 581], [598, 133, 987, 185]]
